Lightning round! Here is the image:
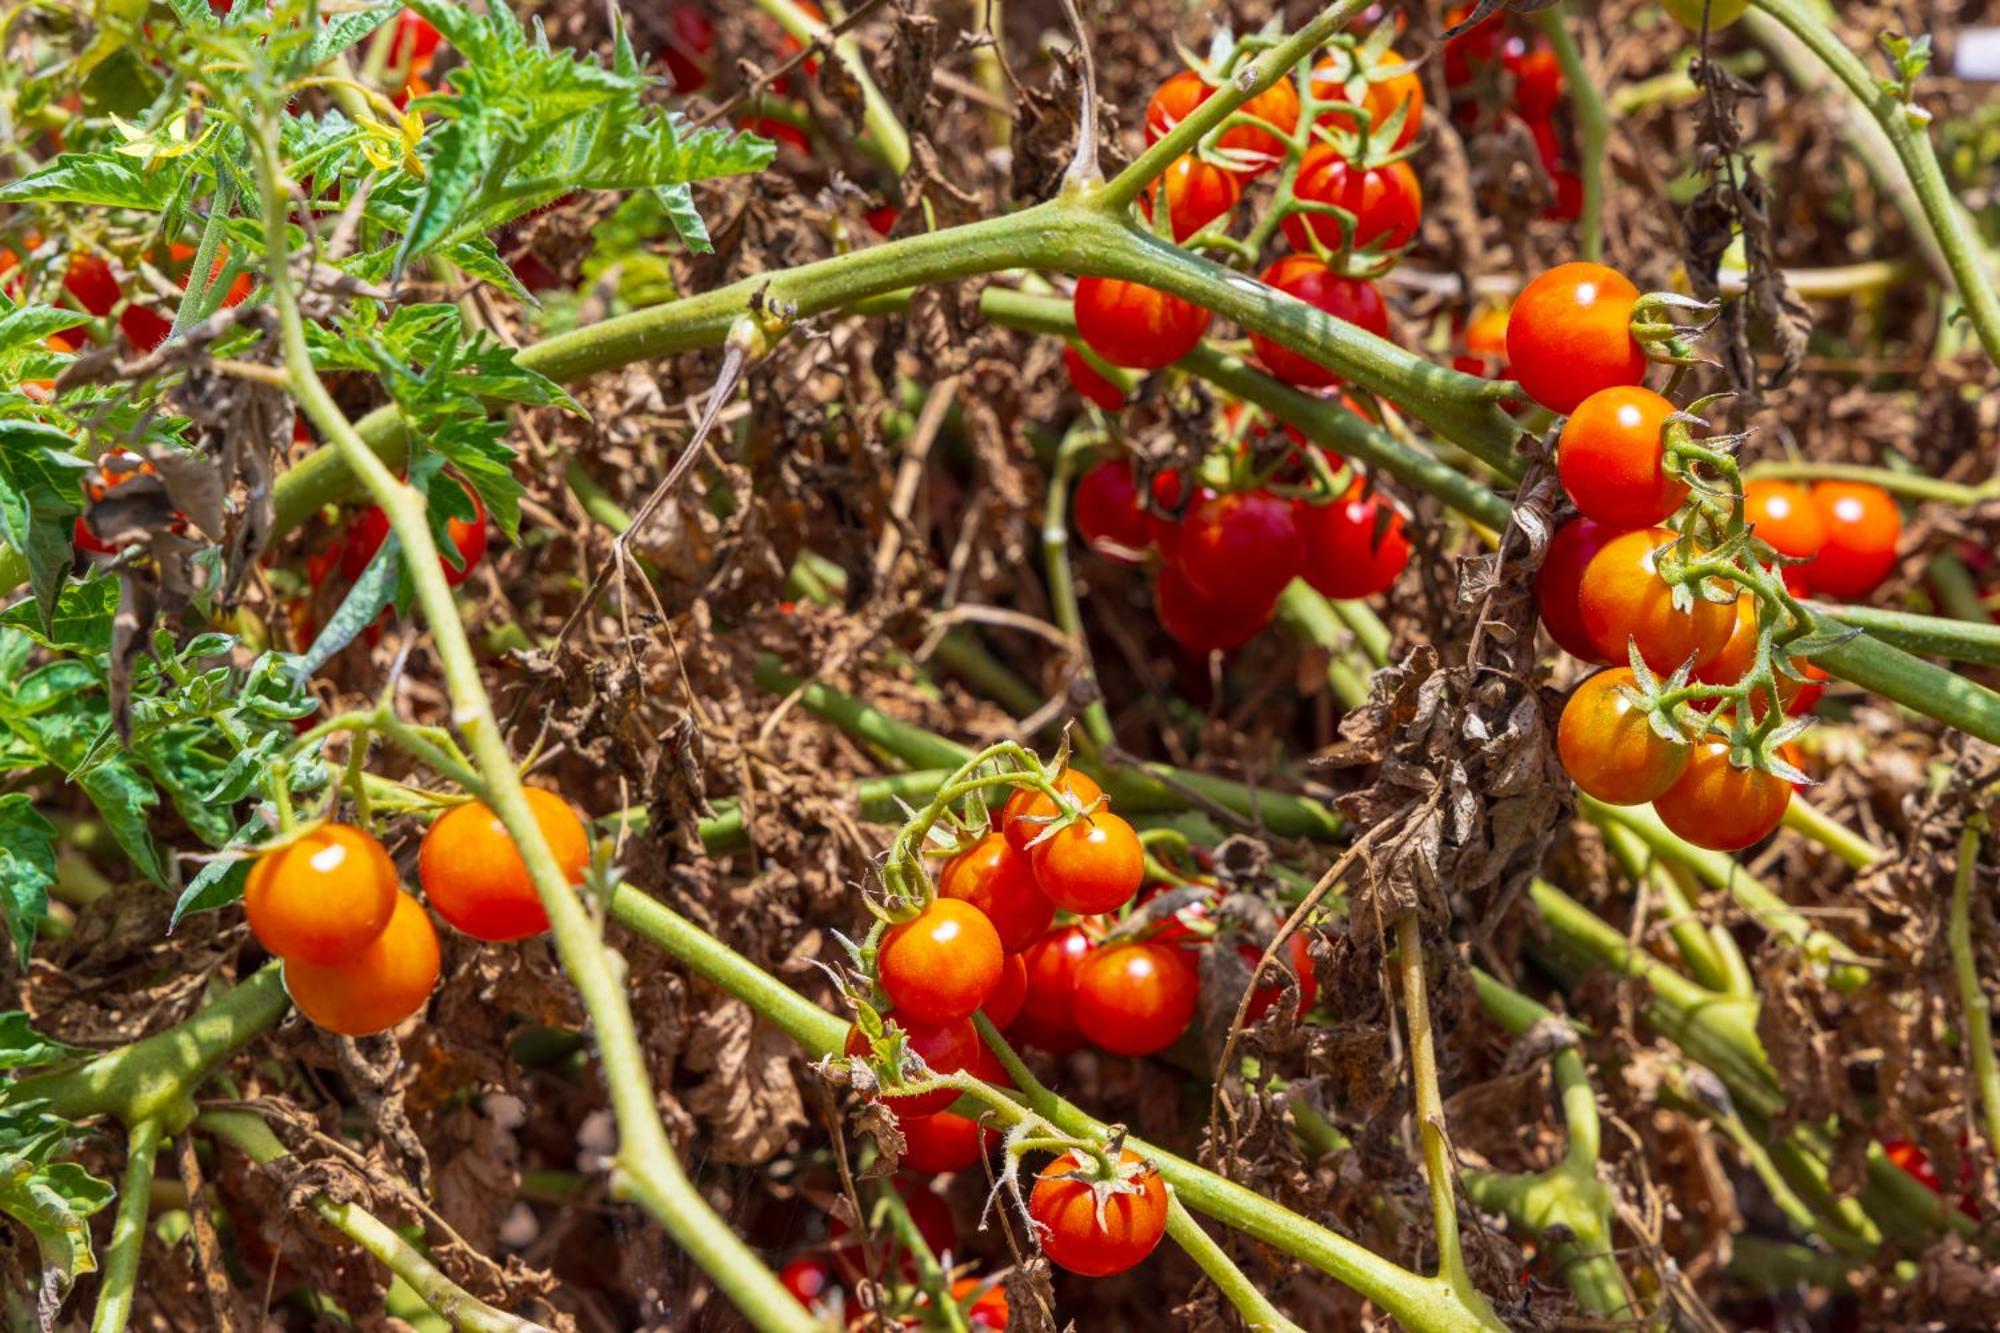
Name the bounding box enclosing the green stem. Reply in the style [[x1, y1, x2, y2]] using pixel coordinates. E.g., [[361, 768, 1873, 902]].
[[1742, 460, 1992, 506], [1165, 1198, 1308, 1333], [1599, 819, 1740, 997], [1530, 6, 1607, 262], [749, 0, 911, 175], [1949, 820, 2000, 1155], [1044, 434, 1116, 749], [1273, 581, 1373, 710], [1810, 602, 2000, 668], [1928, 554, 1994, 626], [88, 1118, 162, 1333], [1780, 796, 1885, 871]]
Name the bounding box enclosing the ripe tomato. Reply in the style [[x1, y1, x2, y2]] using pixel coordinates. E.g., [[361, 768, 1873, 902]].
[[418, 788, 590, 942], [950, 1278, 1009, 1330], [1801, 481, 1900, 599], [1155, 563, 1274, 653], [1651, 739, 1791, 851], [878, 900, 1004, 1025], [1311, 46, 1424, 151], [1502, 36, 1564, 120], [1694, 599, 1828, 716], [1000, 769, 1103, 853], [662, 4, 716, 93], [981, 953, 1028, 1030], [1507, 262, 1649, 415], [1142, 154, 1241, 240], [391, 8, 442, 68], [899, 1111, 992, 1174], [1442, 5, 1504, 87], [244, 823, 399, 966], [1660, 0, 1750, 30], [1537, 517, 1616, 663], [1296, 481, 1410, 599], [778, 1255, 839, 1311], [1030, 811, 1145, 915], [283, 890, 440, 1036], [1063, 346, 1127, 412], [1577, 527, 1737, 673], [1283, 144, 1422, 254], [1073, 459, 1149, 559], [845, 1017, 987, 1118], [1556, 668, 1689, 805], [1013, 925, 1095, 1050], [1557, 385, 1688, 529], [1249, 256, 1391, 389], [1176, 490, 1304, 607], [64, 252, 121, 317], [1073, 277, 1211, 370], [1742, 479, 1825, 588], [1881, 1138, 1981, 1220], [940, 833, 1055, 952], [738, 115, 811, 153], [1241, 933, 1317, 1023], [1029, 1149, 1169, 1276], [1073, 942, 1197, 1055], [341, 479, 490, 587], [1144, 69, 1300, 176]]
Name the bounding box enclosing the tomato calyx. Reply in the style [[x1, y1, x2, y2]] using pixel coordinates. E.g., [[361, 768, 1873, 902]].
[[1628, 289, 1721, 369], [1034, 1131, 1158, 1229]]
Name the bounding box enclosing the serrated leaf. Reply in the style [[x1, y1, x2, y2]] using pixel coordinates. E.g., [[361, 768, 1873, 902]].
[[0, 152, 183, 209], [0, 576, 119, 654], [0, 795, 56, 966], [299, 4, 399, 69], [657, 182, 713, 254], [395, 120, 497, 277], [297, 540, 402, 676]]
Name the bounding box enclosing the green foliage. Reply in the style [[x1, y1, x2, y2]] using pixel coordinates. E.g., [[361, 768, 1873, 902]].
[[0, 1105, 112, 1314]]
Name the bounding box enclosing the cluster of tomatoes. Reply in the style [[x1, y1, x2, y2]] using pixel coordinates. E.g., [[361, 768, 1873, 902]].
[[242, 787, 588, 1034], [1439, 4, 1578, 220], [282, 474, 491, 650]]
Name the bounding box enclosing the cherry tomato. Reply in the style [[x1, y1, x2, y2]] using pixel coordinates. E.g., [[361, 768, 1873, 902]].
[[1142, 154, 1242, 240], [1248, 256, 1391, 389], [1651, 739, 1791, 851], [1072, 942, 1197, 1055], [1030, 811, 1145, 915], [662, 4, 716, 93], [1283, 144, 1422, 254], [1029, 1149, 1169, 1276], [1557, 385, 1688, 529], [1073, 277, 1210, 370], [940, 833, 1055, 952], [1296, 481, 1409, 599], [1577, 527, 1737, 674], [1882, 1138, 1981, 1220], [1146, 470, 1206, 566], [417, 788, 590, 942], [845, 1016, 987, 1118], [878, 900, 1004, 1025], [1155, 563, 1273, 653], [341, 478, 490, 587], [1502, 36, 1564, 120], [1311, 46, 1424, 151], [1000, 769, 1104, 854], [899, 1111, 992, 1174], [1442, 5, 1504, 88], [1241, 933, 1317, 1023], [778, 1255, 839, 1311], [1175, 489, 1304, 608], [1801, 481, 1900, 599], [243, 823, 398, 966], [1694, 599, 1828, 717], [951, 1277, 1009, 1330], [1507, 262, 1649, 415], [1073, 458, 1149, 559], [1742, 479, 1825, 589], [283, 890, 440, 1036], [1537, 517, 1617, 663], [1064, 346, 1127, 412], [1012, 925, 1095, 1051], [63, 252, 121, 317], [1660, 0, 1750, 30], [391, 8, 442, 68], [981, 953, 1028, 1030], [1557, 668, 1689, 805], [1144, 69, 1300, 176], [738, 115, 811, 152]]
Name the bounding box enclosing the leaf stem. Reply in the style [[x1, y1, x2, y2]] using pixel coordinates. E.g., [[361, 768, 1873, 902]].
[[88, 1118, 162, 1333], [1165, 1197, 1308, 1333], [1948, 819, 2000, 1155]]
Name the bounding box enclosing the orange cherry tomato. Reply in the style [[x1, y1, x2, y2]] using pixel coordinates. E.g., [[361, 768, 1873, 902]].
[[1652, 739, 1792, 851], [878, 900, 1004, 1025], [1557, 385, 1688, 530], [1557, 668, 1689, 805], [1144, 69, 1300, 176], [1577, 527, 1737, 674], [940, 833, 1055, 953], [1802, 481, 1901, 600], [1029, 1150, 1169, 1276], [1000, 770, 1104, 854], [1506, 262, 1649, 415], [418, 788, 590, 942], [244, 823, 400, 966], [1029, 811, 1145, 915], [1310, 46, 1425, 151], [283, 890, 440, 1035]]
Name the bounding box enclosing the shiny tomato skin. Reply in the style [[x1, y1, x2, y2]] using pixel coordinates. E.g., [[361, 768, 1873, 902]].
[[1249, 256, 1391, 389], [1144, 69, 1300, 176], [1000, 769, 1104, 854], [1651, 740, 1791, 851], [1503, 36, 1564, 120], [1296, 481, 1410, 599], [1577, 527, 1737, 674], [1176, 490, 1305, 607], [1030, 811, 1145, 915], [1154, 564, 1273, 653], [981, 953, 1028, 1030], [1283, 144, 1422, 253], [899, 1111, 991, 1174], [940, 833, 1055, 953], [1694, 599, 1827, 717], [1073, 459, 1149, 559], [418, 788, 589, 942], [1241, 933, 1317, 1023], [878, 900, 1005, 1025], [1557, 385, 1688, 529], [846, 1016, 985, 1118], [1013, 925, 1095, 1049], [1073, 277, 1210, 370], [1802, 481, 1901, 599], [244, 823, 400, 966], [1742, 479, 1826, 580], [1537, 517, 1617, 663], [1311, 46, 1424, 151], [1073, 942, 1198, 1056], [1064, 346, 1127, 412], [1556, 668, 1689, 805], [1030, 1150, 1169, 1276], [282, 890, 439, 1036], [1507, 263, 1648, 415], [1143, 154, 1242, 240]]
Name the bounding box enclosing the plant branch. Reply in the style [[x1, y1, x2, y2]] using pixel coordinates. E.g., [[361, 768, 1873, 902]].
[[88, 1118, 162, 1333], [1949, 819, 2000, 1155], [1530, 6, 1608, 262], [1165, 1197, 1308, 1333]]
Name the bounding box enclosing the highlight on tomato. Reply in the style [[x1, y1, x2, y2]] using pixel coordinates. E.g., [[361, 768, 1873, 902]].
[[417, 787, 591, 942], [1029, 1148, 1169, 1276], [1506, 262, 1649, 415]]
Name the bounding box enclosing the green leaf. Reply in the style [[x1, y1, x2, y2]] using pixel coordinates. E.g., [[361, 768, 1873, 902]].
[[300, 4, 399, 69], [170, 841, 255, 926], [75, 756, 166, 887], [395, 118, 497, 277], [657, 183, 713, 255], [0, 305, 90, 357], [0, 152, 184, 209], [0, 796, 56, 965], [0, 1108, 111, 1312], [0, 576, 118, 655], [298, 541, 402, 676], [0, 1014, 83, 1071]]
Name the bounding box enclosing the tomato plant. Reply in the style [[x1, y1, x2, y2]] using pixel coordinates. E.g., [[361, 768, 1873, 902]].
[[1242, 933, 1318, 1023], [1029, 1150, 1169, 1276], [846, 1016, 988, 1118], [1312, 45, 1424, 151], [1284, 144, 1423, 253], [1000, 768, 1104, 853], [1145, 68, 1300, 176], [418, 788, 590, 942]]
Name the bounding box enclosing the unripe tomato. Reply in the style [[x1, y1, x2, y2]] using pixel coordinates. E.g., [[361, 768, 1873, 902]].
[[940, 833, 1055, 952], [1502, 36, 1564, 121], [283, 890, 440, 1035], [1063, 346, 1127, 412], [1142, 154, 1241, 240], [899, 1111, 991, 1174], [1176, 490, 1305, 608], [1029, 1150, 1169, 1276], [1073, 459, 1150, 559], [244, 823, 400, 966], [1013, 925, 1095, 1049], [1030, 811, 1145, 915], [1556, 669, 1689, 805], [1742, 479, 1825, 590], [778, 1255, 839, 1311], [1557, 385, 1688, 529], [1577, 527, 1737, 674], [1801, 481, 1900, 599], [1241, 934, 1318, 1022], [1310, 46, 1424, 151], [1000, 769, 1104, 854], [878, 900, 1004, 1025], [1283, 144, 1422, 253], [1651, 739, 1791, 851], [1073, 942, 1197, 1055], [1537, 517, 1617, 663], [1248, 256, 1391, 389], [845, 1016, 987, 1118], [1073, 277, 1210, 370], [1660, 0, 1750, 30], [1507, 263, 1648, 415], [1694, 599, 1828, 716], [1297, 481, 1409, 599], [1144, 69, 1300, 177], [981, 953, 1028, 1030], [418, 788, 590, 942], [1154, 563, 1272, 653]]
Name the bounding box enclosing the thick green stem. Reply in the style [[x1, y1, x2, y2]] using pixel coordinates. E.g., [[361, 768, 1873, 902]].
[[1599, 819, 1744, 997], [1530, 7, 1607, 262], [1781, 797, 1885, 871], [1165, 1198, 1308, 1333], [1809, 602, 2000, 668], [1044, 434, 1116, 749], [1949, 820, 2000, 1155], [88, 1118, 162, 1333], [1273, 581, 1373, 709]]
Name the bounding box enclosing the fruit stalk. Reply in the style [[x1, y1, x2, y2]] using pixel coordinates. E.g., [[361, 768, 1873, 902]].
[[87, 1117, 161, 1333]]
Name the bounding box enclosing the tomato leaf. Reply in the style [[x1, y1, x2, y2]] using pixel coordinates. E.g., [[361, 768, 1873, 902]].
[[0, 152, 183, 210], [0, 1106, 113, 1317], [298, 5, 400, 69], [0, 795, 57, 966], [0, 1013, 82, 1070]]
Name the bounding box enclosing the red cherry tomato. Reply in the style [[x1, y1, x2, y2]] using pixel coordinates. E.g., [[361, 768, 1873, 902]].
[[738, 115, 811, 153], [1742, 479, 1826, 589], [940, 833, 1055, 953], [899, 1111, 992, 1174], [1537, 517, 1617, 663], [778, 1255, 839, 1311], [64, 252, 121, 317], [1557, 385, 1688, 529], [878, 900, 1004, 1025], [1442, 5, 1505, 87], [1072, 942, 1198, 1056], [1503, 36, 1564, 120], [1283, 144, 1422, 254], [1144, 69, 1300, 176], [981, 953, 1028, 1031], [1176, 489, 1305, 608], [1029, 1150, 1169, 1276], [391, 8, 442, 68], [1000, 769, 1104, 854], [1882, 1138, 1981, 1220], [1557, 668, 1690, 805], [1241, 933, 1317, 1023], [1248, 256, 1391, 389], [1073, 277, 1210, 370], [1141, 154, 1242, 240], [1073, 458, 1150, 559], [1801, 481, 1900, 599], [1030, 811, 1145, 915], [1012, 925, 1095, 1051], [1063, 346, 1127, 412], [1651, 739, 1791, 852], [1507, 262, 1649, 415], [341, 478, 489, 586], [662, 4, 716, 94], [845, 1016, 987, 1118], [1577, 527, 1737, 674], [1311, 46, 1424, 151], [1154, 563, 1274, 653], [1296, 481, 1409, 599]]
